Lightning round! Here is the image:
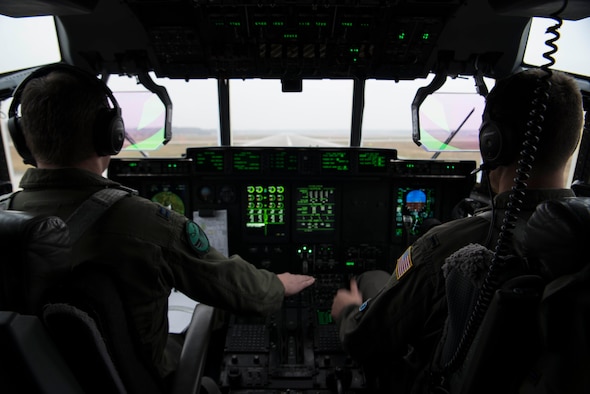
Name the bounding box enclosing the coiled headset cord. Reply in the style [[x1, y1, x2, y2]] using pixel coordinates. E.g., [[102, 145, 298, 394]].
[[439, 7, 565, 379]]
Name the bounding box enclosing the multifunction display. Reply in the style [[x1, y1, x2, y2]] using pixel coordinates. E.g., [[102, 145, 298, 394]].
[[295, 184, 337, 235], [244, 184, 288, 240]]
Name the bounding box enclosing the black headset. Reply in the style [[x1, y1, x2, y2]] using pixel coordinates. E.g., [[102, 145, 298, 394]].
[[7, 63, 126, 166], [478, 111, 518, 171]]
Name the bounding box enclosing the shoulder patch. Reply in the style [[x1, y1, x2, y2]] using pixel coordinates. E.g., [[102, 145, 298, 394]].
[[156, 205, 171, 220], [185, 220, 210, 255], [426, 234, 440, 249], [395, 246, 414, 280]]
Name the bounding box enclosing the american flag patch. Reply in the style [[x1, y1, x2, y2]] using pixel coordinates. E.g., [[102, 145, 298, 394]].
[[395, 246, 413, 280]]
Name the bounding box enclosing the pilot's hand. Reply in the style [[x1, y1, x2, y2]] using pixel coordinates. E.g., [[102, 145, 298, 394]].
[[331, 278, 362, 320], [277, 273, 315, 297]]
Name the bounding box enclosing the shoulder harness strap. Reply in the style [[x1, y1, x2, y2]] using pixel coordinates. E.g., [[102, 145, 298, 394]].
[[0, 190, 21, 211], [66, 187, 136, 244], [1, 187, 136, 244]]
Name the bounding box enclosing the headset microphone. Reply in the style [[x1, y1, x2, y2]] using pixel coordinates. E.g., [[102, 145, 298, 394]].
[[470, 162, 492, 176]]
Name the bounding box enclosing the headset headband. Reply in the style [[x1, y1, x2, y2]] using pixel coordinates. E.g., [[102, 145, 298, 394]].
[[7, 63, 125, 165]]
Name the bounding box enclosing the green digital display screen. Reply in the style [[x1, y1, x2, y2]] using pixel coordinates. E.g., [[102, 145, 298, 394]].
[[194, 150, 224, 172], [317, 309, 334, 325], [358, 151, 387, 172], [244, 184, 287, 238], [321, 151, 350, 172], [233, 151, 262, 172], [269, 150, 298, 172], [295, 184, 336, 234]]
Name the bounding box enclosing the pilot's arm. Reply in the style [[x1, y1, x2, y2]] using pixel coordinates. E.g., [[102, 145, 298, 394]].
[[331, 232, 448, 367], [163, 205, 314, 315]]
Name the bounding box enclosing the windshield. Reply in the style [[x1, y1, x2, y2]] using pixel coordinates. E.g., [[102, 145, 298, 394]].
[[104, 73, 488, 162]]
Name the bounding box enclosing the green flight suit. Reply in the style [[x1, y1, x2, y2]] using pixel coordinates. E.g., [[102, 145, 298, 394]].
[[335, 188, 575, 393], [8, 167, 285, 378]]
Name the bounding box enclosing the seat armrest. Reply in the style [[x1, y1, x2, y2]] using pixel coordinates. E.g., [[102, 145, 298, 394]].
[[170, 303, 217, 394]]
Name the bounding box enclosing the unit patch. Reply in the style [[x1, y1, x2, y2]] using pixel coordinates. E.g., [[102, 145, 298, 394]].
[[395, 246, 414, 280], [185, 220, 210, 255]]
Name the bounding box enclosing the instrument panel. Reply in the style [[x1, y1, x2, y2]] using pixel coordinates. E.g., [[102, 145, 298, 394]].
[[108, 146, 476, 392]]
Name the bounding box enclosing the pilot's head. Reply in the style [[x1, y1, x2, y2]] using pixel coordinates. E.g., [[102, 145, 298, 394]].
[[478, 68, 583, 179], [11, 64, 125, 168]]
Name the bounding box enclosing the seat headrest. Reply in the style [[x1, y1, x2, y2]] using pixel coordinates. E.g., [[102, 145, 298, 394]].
[[523, 197, 590, 279], [0, 210, 73, 314]]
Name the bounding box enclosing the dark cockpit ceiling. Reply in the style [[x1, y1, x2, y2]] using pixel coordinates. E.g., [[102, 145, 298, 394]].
[[0, 0, 589, 81]]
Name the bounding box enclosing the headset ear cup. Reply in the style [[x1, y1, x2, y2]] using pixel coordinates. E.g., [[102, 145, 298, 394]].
[[479, 120, 513, 170], [479, 121, 502, 165], [6, 116, 36, 166], [94, 108, 126, 156]]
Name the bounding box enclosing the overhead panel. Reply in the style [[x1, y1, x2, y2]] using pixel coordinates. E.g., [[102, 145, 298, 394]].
[[126, 0, 463, 79]]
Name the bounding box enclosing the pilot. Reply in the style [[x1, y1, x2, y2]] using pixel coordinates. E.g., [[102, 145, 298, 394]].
[[331, 68, 584, 393], [2, 64, 315, 384]]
